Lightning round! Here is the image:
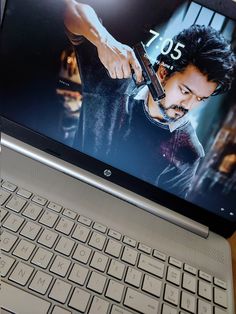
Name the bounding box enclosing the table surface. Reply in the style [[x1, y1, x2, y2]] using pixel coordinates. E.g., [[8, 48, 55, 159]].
[[228, 231, 236, 312]]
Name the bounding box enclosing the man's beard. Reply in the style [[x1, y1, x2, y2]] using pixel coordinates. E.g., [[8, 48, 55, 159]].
[[156, 78, 188, 123], [158, 101, 189, 123]]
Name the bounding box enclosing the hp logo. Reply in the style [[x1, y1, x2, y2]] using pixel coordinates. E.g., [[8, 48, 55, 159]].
[[104, 169, 112, 177]]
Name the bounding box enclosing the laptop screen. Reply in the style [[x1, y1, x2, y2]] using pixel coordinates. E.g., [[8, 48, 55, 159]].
[[1, 0, 236, 225]]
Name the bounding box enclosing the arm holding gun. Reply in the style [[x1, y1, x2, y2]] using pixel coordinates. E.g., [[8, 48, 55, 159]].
[[64, 0, 165, 100], [64, 0, 142, 81]]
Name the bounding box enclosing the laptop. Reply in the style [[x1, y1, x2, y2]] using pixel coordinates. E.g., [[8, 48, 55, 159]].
[[1, 0, 235, 313]]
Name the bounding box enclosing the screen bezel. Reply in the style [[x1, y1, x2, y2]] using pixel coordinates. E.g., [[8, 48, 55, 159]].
[[1, 0, 236, 237], [2, 116, 235, 237]]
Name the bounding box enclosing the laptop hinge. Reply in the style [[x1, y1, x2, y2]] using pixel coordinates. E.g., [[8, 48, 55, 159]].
[[2, 133, 209, 238]]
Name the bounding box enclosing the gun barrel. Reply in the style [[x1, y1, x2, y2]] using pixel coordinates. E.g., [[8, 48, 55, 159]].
[[133, 43, 165, 101]]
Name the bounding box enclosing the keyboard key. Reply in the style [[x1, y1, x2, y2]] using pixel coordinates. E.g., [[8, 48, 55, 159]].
[[111, 305, 133, 314], [13, 239, 35, 260], [78, 215, 92, 226], [49, 279, 72, 303], [142, 274, 162, 297], [38, 229, 58, 248], [108, 229, 122, 240], [182, 272, 196, 293], [1, 282, 51, 314], [55, 236, 75, 256], [1, 207, 8, 221], [50, 255, 71, 277], [138, 243, 151, 254], [47, 201, 62, 213], [138, 254, 164, 278], [52, 306, 71, 314], [107, 259, 125, 280], [9, 261, 34, 285], [167, 266, 181, 286], [68, 263, 89, 285], [93, 222, 107, 233], [125, 267, 142, 288], [39, 210, 59, 228], [0, 188, 11, 205], [121, 246, 138, 265], [20, 221, 41, 240], [89, 231, 106, 250], [184, 263, 197, 275], [198, 299, 212, 314], [0, 254, 15, 277], [17, 188, 32, 199], [214, 307, 227, 314], [68, 287, 90, 312], [90, 251, 108, 272], [72, 224, 90, 242], [162, 304, 177, 314], [6, 195, 26, 213], [31, 247, 54, 269], [1, 230, 18, 252], [87, 271, 106, 294], [63, 208, 77, 220], [214, 278, 227, 290], [29, 270, 52, 294], [169, 257, 182, 268], [105, 239, 122, 257], [55, 217, 74, 235], [164, 284, 180, 306], [3, 213, 24, 232], [199, 270, 212, 282], [73, 243, 92, 264], [2, 181, 17, 192], [123, 236, 136, 247], [181, 291, 196, 313], [106, 279, 124, 302], [124, 287, 159, 314], [213, 287, 227, 308], [198, 280, 212, 301], [89, 296, 109, 314], [32, 195, 47, 206], [23, 203, 43, 220], [153, 249, 166, 261]]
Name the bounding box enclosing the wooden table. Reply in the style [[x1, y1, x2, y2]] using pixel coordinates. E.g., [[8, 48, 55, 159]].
[[228, 231, 236, 312]]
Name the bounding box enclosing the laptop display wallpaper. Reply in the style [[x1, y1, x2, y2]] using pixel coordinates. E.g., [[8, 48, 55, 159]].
[[1, 0, 236, 220]]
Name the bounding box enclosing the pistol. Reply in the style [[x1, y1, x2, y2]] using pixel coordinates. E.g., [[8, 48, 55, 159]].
[[133, 42, 165, 101]]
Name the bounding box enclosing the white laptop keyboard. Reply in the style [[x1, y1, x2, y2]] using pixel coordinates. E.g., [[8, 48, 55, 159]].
[[0, 180, 229, 314]]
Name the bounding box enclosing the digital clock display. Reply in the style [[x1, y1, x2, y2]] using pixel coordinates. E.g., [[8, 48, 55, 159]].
[[146, 29, 185, 60]]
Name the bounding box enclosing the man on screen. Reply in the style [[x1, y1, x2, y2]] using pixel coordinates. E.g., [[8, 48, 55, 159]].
[[64, 1, 235, 198]]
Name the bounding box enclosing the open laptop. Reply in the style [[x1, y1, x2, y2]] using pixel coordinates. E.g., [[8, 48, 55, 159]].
[[1, 0, 235, 313]]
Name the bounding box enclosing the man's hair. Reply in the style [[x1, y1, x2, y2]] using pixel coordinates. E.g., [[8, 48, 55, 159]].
[[156, 25, 236, 95]]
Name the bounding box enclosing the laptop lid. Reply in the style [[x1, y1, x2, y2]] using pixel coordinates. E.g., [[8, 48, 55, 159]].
[[1, 0, 236, 237]]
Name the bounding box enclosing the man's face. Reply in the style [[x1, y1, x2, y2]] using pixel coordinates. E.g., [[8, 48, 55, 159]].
[[157, 64, 218, 123]]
